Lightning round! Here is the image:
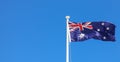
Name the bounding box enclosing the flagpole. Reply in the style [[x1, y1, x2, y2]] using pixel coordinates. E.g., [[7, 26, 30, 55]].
[[66, 16, 71, 62]]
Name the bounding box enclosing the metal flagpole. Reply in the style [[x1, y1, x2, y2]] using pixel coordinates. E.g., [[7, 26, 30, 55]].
[[66, 16, 71, 62]]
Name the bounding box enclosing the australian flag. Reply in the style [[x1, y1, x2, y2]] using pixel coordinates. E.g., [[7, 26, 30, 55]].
[[69, 21, 116, 42]]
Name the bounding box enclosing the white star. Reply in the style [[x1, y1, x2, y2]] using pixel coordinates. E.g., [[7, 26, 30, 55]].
[[101, 23, 105, 25], [106, 27, 109, 30], [97, 29, 100, 31], [79, 33, 85, 38], [95, 32, 100, 36], [103, 36, 106, 39]]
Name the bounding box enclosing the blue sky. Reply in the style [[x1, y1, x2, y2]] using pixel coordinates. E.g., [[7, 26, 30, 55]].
[[0, 0, 120, 62]]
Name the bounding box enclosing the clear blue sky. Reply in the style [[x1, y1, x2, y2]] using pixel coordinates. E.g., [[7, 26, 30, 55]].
[[0, 0, 120, 62]]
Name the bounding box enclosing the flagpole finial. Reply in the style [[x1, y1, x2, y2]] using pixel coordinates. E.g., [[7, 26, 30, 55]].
[[66, 16, 70, 19]]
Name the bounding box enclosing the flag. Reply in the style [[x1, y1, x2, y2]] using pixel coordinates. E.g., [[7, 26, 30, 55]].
[[69, 21, 116, 42]]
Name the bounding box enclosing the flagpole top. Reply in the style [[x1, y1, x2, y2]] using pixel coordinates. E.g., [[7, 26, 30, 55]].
[[66, 16, 70, 19]]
